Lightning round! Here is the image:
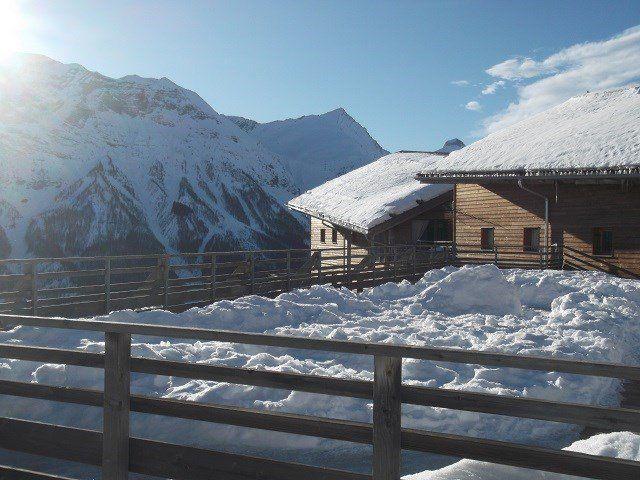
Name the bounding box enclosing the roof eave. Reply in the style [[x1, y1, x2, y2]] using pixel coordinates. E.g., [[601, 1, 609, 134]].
[[416, 165, 640, 183], [286, 202, 370, 235]]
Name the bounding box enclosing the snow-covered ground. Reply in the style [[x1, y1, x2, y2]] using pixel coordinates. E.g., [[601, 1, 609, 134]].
[[2, 264, 640, 478]]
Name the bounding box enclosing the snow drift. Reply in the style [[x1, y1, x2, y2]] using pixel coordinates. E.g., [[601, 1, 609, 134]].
[[1, 264, 640, 477]]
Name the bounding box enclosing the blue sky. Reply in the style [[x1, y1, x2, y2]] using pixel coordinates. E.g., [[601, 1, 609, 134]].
[[9, 0, 640, 151]]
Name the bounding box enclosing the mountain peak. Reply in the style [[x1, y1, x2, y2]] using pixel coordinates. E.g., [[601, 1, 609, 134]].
[[436, 138, 465, 154]]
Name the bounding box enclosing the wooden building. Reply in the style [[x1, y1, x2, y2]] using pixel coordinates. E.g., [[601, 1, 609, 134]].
[[288, 151, 455, 268], [416, 86, 640, 275]]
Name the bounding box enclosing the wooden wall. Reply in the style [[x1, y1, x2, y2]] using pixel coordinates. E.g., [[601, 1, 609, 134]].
[[455, 181, 640, 274], [310, 202, 452, 269]]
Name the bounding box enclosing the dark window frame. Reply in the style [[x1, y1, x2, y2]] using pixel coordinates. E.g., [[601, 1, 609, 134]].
[[480, 227, 495, 251], [331, 228, 338, 244], [320, 229, 326, 243], [523, 227, 541, 252], [593, 227, 614, 256]]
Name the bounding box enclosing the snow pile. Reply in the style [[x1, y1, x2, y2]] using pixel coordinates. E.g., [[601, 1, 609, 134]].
[[1, 265, 640, 475], [404, 431, 640, 479], [288, 152, 452, 233], [420, 86, 640, 174]]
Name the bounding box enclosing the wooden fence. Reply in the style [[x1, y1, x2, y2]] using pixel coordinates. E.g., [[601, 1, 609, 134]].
[[1, 313, 640, 479], [0, 244, 560, 318]]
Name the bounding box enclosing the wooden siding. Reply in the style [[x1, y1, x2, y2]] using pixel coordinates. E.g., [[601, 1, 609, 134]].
[[455, 181, 640, 274], [310, 204, 452, 269]]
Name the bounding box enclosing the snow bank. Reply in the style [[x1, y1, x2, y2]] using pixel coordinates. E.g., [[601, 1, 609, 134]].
[[287, 151, 452, 233], [2, 265, 640, 475], [420, 86, 640, 174], [404, 431, 640, 479]]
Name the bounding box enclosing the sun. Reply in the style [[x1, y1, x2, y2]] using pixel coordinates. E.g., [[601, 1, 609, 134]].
[[0, 0, 26, 59]]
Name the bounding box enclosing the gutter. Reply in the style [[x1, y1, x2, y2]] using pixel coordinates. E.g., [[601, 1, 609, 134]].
[[517, 179, 549, 265]]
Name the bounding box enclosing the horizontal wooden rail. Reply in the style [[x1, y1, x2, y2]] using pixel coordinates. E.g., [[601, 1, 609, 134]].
[[2, 315, 639, 379]]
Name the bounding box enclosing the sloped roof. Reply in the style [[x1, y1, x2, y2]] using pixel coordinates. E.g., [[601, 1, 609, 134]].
[[417, 86, 640, 182], [287, 152, 452, 234]]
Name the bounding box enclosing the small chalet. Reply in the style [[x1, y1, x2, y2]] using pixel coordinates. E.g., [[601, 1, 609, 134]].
[[287, 148, 461, 268], [417, 86, 640, 275]]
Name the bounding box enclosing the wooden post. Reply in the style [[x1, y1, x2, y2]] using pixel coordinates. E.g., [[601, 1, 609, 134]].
[[346, 235, 352, 286], [103, 331, 131, 480], [286, 250, 292, 291], [162, 255, 170, 309], [30, 260, 37, 316], [494, 246, 498, 265], [105, 257, 111, 314], [210, 253, 217, 301], [373, 355, 402, 480], [317, 250, 323, 284], [412, 246, 417, 280]]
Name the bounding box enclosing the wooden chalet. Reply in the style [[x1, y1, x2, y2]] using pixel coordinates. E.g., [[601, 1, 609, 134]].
[[417, 86, 640, 276], [287, 151, 455, 268]]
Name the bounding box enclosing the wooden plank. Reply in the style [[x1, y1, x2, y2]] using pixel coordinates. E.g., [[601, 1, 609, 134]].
[[0, 379, 102, 406], [0, 344, 104, 368], [3, 314, 640, 380], [103, 332, 131, 480], [131, 395, 372, 444], [0, 417, 371, 480], [130, 357, 372, 398], [373, 356, 401, 480], [129, 436, 371, 480], [401, 428, 640, 480], [0, 465, 77, 480], [402, 384, 640, 432]]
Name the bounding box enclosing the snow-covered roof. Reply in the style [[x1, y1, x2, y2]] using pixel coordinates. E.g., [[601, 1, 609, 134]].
[[287, 152, 452, 234], [417, 86, 640, 182]]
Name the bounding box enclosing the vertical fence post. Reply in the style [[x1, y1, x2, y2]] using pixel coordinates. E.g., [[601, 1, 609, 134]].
[[162, 254, 170, 309], [286, 250, 292, 291], [494, 246, 499, 265], [412, 246, 417, 280], [373, 355, 402, 480], [105, 257, 111, 314], [103, 331, 131, 480], [317, 250, 323, 284], [30, 260, 37, 316], [210, 253, 217, 302]]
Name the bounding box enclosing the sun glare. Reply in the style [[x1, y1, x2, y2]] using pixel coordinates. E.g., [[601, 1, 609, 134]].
[[0, 0, 26, 60]]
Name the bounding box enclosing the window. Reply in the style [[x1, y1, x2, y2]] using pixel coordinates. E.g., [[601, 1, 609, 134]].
[[331, 228, 338, 244], [523, 227, 540, 252], [593, 227, 613, 256], [481, 228, 495, 251], [415, 220, 450, 243], [320, 228, 326, 243]]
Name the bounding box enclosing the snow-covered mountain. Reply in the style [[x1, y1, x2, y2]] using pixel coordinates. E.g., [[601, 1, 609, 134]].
[[0, 54, 308, 258], [435, 138, 465, 154], [227, 108, 388, 192]]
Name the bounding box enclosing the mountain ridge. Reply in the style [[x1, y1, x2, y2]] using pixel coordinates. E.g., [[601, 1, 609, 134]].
[[0, 54, 389, 258]]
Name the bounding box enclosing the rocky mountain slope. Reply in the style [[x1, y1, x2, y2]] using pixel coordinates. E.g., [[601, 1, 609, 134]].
[[227, 109, 388, 192], [0, 55, 320, 258]]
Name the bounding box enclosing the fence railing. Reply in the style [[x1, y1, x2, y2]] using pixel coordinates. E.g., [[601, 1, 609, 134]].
[[0, 313, 639, 479], [0, 244, 564, 318]]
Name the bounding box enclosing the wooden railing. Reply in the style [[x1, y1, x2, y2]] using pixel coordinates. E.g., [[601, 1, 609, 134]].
[[0, 246, 453, 318], [0, 244, 567, 318], [562, 245, 640, 280], [1, 314, 640, 479]]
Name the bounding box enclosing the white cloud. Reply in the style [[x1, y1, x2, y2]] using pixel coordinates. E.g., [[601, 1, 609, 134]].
[[481, 80, 505, 95], [451, 80, 469, 86], [465, 101, 482, 111], [482, 25, 640, 135]]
